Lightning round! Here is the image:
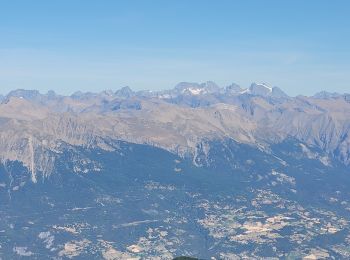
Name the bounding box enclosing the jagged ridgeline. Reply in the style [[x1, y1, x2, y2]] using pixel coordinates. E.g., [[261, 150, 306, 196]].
[[1, 82, 350, 259]]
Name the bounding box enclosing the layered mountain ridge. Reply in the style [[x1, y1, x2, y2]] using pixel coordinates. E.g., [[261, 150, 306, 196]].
[[1, 81, 350, 181]]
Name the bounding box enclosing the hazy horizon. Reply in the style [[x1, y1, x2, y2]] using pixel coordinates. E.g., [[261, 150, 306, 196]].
[[1, 0, 350, 96], [0, 80, 348, 98]]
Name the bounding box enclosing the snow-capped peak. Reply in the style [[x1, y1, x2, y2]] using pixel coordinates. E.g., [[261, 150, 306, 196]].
[[249, 83, 272, 94], [247, 83, 288, 98], [183, 87, 207, 95]]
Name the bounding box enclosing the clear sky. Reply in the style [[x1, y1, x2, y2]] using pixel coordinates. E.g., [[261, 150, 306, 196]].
[[1, 0, 350, 96]]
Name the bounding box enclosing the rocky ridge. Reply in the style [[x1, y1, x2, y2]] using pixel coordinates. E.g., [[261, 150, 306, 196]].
[[0, 82, 349, 181]]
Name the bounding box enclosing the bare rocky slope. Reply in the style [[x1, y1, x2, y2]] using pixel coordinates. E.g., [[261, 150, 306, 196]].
[[1, 82, 350, 181]]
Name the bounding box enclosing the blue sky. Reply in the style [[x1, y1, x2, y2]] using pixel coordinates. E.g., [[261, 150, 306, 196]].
[[1, 0, 350, 96]]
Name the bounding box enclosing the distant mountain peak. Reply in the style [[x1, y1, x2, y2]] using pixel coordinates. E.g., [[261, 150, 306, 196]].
[[100, 89, 114, 96], [46, 90, 57, 98], [225, 83, 243, 94], [115, 86, 134, 98], [249, 83, 272, 95], [174, 81, 221, 96], [174, 82, 201, 91], [199, 81, 220, 92], [6, 89, 41, 100], [248, 83, 288, 98], [313, 91, 342, 99], [271, 86, 289, 98]]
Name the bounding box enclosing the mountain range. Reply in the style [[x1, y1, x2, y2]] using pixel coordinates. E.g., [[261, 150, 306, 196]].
[[1, 82, 350, 259], [0, 81, 349, 180]]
